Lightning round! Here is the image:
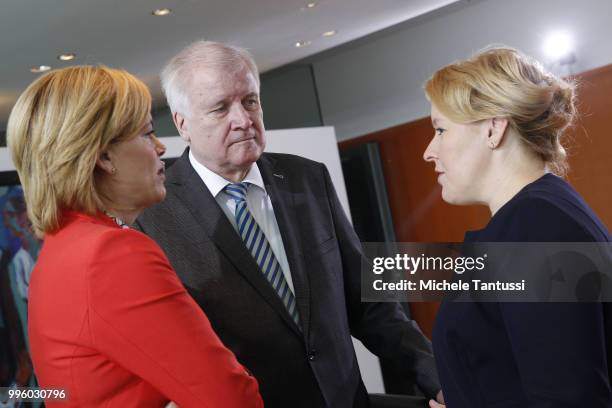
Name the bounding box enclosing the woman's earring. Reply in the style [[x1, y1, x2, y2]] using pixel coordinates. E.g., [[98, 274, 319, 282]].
[[111, 167, 117, 174], [488, 129, 496, 149]]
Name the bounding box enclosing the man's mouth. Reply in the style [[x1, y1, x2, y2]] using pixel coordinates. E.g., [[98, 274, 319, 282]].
[[233, 136, 255, 144]]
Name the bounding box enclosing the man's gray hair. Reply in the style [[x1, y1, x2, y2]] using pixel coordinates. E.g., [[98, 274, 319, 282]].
[[161, 40, 260, 116]]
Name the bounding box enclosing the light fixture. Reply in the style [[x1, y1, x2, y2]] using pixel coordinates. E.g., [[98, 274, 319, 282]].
[[543, 31, 574, 61], [322, 30, 336, 37], [295, 41, 312, 48], [58, 53, 76, 61], [152, 8, 171, 16], [30, 65, 51, 73], [300, 2, 316, 11]]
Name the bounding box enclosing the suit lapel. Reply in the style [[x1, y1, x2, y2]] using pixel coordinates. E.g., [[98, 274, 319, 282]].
[[258, 154, 312, 339], [170, 149, 304, 337]]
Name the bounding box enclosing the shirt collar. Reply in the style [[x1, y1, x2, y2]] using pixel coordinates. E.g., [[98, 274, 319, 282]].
[[189, 149, 266, 197]]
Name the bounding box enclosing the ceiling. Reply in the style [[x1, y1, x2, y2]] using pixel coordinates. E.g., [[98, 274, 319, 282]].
[[0, 0, 461, 129]]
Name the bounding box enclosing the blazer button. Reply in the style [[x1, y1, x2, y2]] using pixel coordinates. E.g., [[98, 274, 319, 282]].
[[308, 349, 317, 361]]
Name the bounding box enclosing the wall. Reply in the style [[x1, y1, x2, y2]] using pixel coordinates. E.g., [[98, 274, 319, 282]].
[[339, 118, 490, 338], [339, 62, 612, 337], [303, 0, 612, 337], [567, 64, 612, 226], [307, 0, 612, 141], [260, 64, 323, 130]]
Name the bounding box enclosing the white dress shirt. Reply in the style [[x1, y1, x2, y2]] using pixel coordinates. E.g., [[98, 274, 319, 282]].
[[189, 150, 295, 293]]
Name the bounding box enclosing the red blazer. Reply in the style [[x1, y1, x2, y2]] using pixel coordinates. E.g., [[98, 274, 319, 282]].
[[28, 211, 263, 408]]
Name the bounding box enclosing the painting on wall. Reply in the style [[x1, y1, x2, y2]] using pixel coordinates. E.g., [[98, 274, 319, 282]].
[[0, 172, 43, 408]]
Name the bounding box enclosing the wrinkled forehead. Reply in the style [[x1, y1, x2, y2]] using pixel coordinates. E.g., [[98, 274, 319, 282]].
[[186, 64, 258, 104]]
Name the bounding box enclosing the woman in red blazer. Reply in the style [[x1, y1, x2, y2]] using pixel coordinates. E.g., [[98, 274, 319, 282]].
[[6, 66, 263, 407]]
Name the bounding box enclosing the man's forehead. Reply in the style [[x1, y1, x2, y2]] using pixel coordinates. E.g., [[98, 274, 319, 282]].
[[190, 64, 256, 85], [190, 67, 259, 98]]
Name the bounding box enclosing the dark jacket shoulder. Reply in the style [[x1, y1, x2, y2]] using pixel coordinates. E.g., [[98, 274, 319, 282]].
[[469, 174, 610, 242], [258, 152, 326, 175]]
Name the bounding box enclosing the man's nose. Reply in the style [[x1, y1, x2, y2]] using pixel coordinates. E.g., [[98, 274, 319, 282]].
[[229, 104, 253, 129]]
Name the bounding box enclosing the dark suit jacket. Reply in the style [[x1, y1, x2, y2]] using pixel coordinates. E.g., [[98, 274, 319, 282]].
[[137, 149, 440, 408], [433, 174, 612, 407]]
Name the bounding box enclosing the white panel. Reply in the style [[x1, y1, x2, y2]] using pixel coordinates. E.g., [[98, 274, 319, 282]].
[[0, 148, 13, 172], [265, 126, 351, 219]]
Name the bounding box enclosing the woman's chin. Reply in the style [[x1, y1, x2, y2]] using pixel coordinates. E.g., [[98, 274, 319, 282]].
[[154, 188, 167, 204], [144, 188, 167, 209], [440, 188, 455, 204], [441, 188, 470, 206]]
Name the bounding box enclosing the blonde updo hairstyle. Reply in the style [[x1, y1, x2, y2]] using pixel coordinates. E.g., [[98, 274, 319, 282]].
[[7, 66, 151, 238], [425, 46, 575, 176]]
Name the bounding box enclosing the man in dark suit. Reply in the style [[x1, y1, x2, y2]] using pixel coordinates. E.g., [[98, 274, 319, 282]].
[[137, 40, 442, 408]]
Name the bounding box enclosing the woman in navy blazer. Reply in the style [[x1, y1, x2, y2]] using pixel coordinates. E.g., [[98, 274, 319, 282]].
[[423, 47, 611, 407]]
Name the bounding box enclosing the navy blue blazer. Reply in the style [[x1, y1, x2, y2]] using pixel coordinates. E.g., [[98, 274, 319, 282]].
[[433, 174, 612, 407]]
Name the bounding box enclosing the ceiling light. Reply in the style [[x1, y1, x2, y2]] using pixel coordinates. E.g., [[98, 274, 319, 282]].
[[58, 53, 76, 61], [322, 30, 336, 37], [300, 2, 316, 11], [152, 8, 171, 16], [30, 65, 51, 73], [543, 31, 574, 60], [295, 41, 312, 48]]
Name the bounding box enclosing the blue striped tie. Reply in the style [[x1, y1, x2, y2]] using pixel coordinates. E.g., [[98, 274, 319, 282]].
[[225, 182, 301, 328]]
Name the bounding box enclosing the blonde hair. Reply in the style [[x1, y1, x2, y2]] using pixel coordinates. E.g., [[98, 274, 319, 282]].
[[161, 40, 260, 116], [425, 46, 575, 175], [7, 66, 151, 237]]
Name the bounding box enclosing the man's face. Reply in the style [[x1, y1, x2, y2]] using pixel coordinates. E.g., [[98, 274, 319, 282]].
[[176, 65, 265, 180]]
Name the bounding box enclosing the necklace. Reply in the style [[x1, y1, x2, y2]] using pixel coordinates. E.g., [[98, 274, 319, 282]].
[[104, 212, 130, 229]]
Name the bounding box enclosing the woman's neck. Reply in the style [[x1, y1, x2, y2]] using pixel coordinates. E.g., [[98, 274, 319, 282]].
[[480, 130, 549, 216], [487, 169, 546, 216], [484, 142, 547, 216]]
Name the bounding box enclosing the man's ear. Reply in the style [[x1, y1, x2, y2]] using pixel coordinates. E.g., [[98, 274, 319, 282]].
[[96, 151, 116, 175], [173, 111, 190, 143], [487, 117, 509, 149]]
